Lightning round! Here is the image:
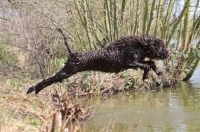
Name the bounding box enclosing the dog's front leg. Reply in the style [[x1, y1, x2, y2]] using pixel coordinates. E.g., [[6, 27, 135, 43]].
[[126, 61, 151, 80], [140, 61, 162, 75]]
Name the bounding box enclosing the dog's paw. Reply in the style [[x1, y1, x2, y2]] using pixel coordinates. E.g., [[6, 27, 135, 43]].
[[155, 70, 163, 75], [27, 86, 35, 94]]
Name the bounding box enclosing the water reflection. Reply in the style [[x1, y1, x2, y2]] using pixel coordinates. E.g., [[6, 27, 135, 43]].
[[84, 81, 200, 132]]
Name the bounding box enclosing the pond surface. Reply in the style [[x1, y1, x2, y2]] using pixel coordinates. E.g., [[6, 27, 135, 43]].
[[84, 67, 200, 132]]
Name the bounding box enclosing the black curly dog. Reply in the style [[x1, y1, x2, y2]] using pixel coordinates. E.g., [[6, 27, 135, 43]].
[[27, 28, 170, 94]]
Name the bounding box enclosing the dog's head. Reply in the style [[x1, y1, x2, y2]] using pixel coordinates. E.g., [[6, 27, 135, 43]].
[[140, 36, 170, 60]]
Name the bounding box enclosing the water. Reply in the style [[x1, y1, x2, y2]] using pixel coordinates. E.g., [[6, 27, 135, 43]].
[[83, 67, 200, 132], [190, 66, 200, 88]]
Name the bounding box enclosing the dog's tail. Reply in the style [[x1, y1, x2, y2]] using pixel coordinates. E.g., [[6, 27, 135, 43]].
[[57, 28, 74, 55]]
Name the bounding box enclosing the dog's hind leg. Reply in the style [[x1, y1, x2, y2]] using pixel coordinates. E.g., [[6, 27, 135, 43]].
[[27, 65, 76, 94]]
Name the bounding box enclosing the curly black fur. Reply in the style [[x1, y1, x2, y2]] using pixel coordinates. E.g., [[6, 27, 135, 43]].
[[27, 30, 170, 94]]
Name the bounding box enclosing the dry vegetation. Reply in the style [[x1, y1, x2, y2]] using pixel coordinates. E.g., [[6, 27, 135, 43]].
[[0, 74, 100, 132]]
